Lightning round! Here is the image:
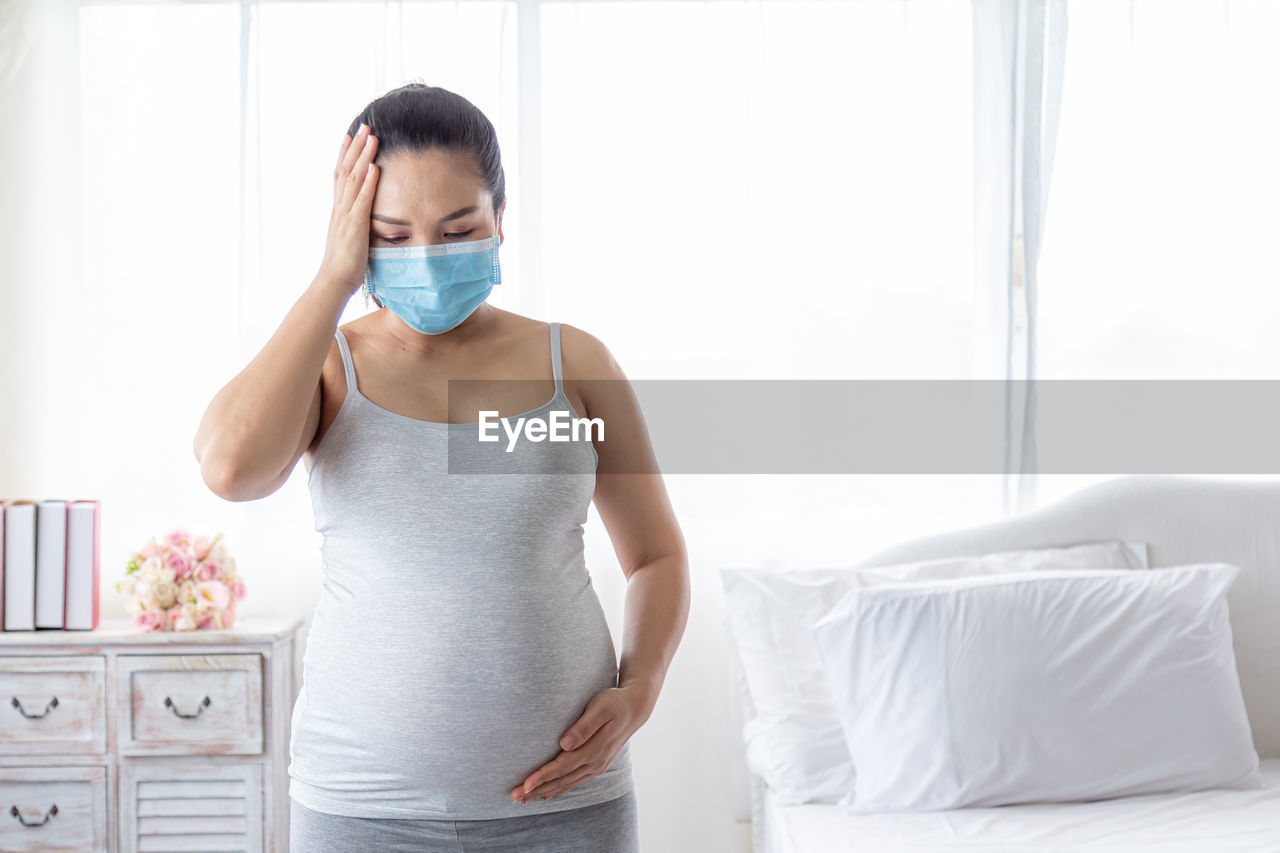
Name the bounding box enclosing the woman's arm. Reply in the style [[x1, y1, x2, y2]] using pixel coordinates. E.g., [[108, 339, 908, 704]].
[[510, 324, 690, 804], [192, 278, 347, 501], [564, 323, 690, 720], [193, 125, 381, 501]]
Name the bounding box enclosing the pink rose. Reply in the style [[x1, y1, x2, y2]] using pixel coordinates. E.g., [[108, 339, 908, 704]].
[[133, 609, 163, 632], [191, 535, 214, 559], [195, 562, 221, 582], [195, 580, 230, 610], [196, 613, 217, 630], [229, 581, 247, 601], [223, 606, 237, 629], [165, 529, 191, 547], [166, 552, 191, 577], [139, 542, 161, 559], [166, 605, 184, 630]]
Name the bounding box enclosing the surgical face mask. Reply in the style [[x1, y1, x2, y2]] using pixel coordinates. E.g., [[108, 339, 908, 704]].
[[362, 234, 502, 334]]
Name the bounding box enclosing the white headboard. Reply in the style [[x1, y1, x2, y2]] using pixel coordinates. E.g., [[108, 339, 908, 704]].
[[727, 475, 1280, 823]]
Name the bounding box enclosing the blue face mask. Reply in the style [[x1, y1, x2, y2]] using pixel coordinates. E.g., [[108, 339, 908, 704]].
[[362, 234, 502, 334]]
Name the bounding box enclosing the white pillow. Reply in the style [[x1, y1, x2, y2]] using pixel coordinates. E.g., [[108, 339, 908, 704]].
[[720, 540, 1148, 804], [809, 562, 1263, 814]]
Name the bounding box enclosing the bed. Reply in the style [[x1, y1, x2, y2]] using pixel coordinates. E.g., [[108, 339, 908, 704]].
[[726, 475, 1280, 852]]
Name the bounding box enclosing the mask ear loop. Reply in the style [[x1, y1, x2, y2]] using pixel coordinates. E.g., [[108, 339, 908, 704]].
[[361, 262, 376, 310], [490, 235, 502, 286]]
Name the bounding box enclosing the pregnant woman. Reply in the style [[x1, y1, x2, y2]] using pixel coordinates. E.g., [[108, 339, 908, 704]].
[[193, 83, 689, 852]]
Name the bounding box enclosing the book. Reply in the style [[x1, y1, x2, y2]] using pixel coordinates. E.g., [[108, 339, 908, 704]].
[[35, 499, 68, 628], [64, 500, 101, 630], [3, 500, 38, 630]]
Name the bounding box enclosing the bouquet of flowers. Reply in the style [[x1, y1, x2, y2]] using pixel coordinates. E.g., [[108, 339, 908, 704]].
[[116, 529, 246, 632]]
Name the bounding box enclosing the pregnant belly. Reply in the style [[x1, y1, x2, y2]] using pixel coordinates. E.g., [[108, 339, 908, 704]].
[[293, 598, 623, 803]]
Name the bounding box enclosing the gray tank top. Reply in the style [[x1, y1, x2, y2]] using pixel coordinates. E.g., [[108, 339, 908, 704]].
[[288, 322, 635, 820]]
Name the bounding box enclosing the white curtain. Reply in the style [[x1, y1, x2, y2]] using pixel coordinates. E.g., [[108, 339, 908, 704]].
[[1033, 0, 1280, 507], [972, 0, 1069, 515]]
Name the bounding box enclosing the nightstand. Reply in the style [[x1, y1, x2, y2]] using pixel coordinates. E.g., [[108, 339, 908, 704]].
[[0, 613, 303, 852]]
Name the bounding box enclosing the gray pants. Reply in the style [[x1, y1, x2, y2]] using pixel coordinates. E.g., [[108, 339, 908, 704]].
[[289, 788, 640, 853]]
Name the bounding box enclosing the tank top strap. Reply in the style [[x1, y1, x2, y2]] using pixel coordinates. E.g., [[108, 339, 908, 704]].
[[333, 327, 358, 397], [549, 322, 565, 398]]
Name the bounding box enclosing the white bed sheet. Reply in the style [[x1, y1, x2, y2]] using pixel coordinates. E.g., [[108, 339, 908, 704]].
[[763, 759, 1280, 853]]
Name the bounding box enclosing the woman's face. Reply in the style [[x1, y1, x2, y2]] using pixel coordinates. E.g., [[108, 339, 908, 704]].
[[368, 148, 503, 248]]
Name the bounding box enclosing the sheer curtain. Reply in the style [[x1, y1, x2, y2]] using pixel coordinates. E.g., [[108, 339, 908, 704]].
[[971, 0, 1068, 514], [1034, 0, 1280, 507]]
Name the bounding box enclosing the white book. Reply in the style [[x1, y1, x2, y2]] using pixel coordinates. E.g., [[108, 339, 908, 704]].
[[3, 500, 37, 631], [65, 500, 100, 630], [35, 500, 68, 629]]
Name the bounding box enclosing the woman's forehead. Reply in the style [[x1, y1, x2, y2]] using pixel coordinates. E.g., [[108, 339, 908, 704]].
[[373, 153, 490, 219], [377, 149, 479, 184]]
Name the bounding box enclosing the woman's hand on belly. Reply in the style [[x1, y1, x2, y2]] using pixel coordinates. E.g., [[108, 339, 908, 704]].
[[510, 683, 650, 804]]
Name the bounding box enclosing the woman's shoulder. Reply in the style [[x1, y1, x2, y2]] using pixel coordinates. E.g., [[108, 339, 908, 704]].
[[487, 309, 621, 379], [336, 315, 371, 343], [556, 321, 625, 380]]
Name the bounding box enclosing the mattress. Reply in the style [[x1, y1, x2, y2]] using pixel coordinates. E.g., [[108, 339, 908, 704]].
[[762, 759, 1280, 853]]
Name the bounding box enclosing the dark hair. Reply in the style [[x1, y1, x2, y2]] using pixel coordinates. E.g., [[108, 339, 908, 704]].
[[348, 81, 506, 309]]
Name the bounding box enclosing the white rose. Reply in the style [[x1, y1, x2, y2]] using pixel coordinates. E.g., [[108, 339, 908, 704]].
[[178, 582, 196, 606], [153, 582, 177, 608], [134, 581, 153, 603], [156, 566, 176, 585], [174, 615, 197, 631], [119, 575, 137, 596], [211, 542, 229, 563], [139, 557, 165, 581], [181, 602, 197, 621]]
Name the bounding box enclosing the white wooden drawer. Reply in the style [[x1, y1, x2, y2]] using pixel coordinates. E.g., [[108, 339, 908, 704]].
[[117, 654, 263, 756], [0, 765, 108, 852], [120, 761, 262, 853], [0, 656, 107, 755]]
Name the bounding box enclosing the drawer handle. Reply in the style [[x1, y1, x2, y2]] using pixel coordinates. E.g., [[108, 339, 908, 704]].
[[9, 803, 58, 827], [9, 696, 59, 718], [164, 695, 212, 718]]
